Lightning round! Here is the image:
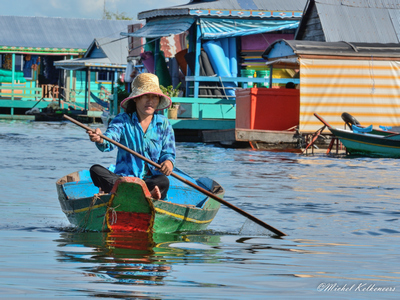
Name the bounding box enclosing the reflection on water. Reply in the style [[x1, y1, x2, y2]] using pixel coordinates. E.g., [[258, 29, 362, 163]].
[[55, 231, 222, 288], [52, 229, 400, 298]]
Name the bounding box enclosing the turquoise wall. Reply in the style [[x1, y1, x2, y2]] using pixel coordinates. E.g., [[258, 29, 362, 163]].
[[71, 70, 114, 109]]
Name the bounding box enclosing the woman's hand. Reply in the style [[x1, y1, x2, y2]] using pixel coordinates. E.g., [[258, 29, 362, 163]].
[[86, 128, 103, 143], [159, 160, 173, 176]]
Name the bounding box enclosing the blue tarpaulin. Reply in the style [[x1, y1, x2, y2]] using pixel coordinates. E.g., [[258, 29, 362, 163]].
[[200, 18, 299, 39], [122, 17, 299, 40], [121, 16, 195, 38]]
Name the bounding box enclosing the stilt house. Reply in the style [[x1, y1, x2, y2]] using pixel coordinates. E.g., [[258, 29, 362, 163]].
[[0, 16, 133, 117]]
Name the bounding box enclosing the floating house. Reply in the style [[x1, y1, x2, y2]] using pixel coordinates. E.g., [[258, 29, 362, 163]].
[[122, 0, 307, 140], [54, 37, 129, 118], [263, 0, 400, 133], [0, 16, 133, 119], [263, 40, 400, 132]]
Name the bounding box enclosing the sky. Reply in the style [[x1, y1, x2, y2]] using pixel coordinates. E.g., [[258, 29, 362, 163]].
[[1, 0, 189, 20]]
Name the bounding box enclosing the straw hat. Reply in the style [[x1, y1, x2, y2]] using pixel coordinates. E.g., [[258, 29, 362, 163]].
[[120, 73, 172, 111]]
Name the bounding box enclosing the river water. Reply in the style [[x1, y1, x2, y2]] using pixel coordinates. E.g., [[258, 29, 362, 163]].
[[0, 120, 399, 299]]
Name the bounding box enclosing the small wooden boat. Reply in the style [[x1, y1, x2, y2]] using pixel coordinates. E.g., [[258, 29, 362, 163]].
[[56, 168, 224, 233], [315, 113, 400, 158]]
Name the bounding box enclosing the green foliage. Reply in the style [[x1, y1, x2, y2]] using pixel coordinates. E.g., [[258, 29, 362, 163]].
[[116, 78, 129, 105], [160, 82, 182, 98]]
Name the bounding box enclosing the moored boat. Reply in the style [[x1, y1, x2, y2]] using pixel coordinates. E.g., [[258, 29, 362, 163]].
[[315, 113, 400, 158], [56, 168, 224, 233]]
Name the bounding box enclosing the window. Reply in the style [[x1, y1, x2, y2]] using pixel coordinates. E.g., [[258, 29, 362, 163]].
[[22, 55, 34, 79], [0, 54, 33, 78], [97, 71, 112, 82], [0, 54, 21, 70], [15, 54, 23, 71]]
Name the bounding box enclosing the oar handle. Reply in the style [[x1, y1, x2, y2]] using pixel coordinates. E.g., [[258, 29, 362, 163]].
[[64, 115, 162, 169], [63, 114, 287, 236]]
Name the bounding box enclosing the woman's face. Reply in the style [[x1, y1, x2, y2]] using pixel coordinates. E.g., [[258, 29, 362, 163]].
[[135, 94, 160, 119]]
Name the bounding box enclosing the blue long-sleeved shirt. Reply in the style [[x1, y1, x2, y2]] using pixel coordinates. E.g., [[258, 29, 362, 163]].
[[96, 112, 176, 178]]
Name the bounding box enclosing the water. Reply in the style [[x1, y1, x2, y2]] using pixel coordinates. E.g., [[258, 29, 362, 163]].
[[0, 120, 399, 299]]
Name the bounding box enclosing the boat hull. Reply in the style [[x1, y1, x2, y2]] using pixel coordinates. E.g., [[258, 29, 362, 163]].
[[56, 170, 223, 233], [329, 128, 400, 158]]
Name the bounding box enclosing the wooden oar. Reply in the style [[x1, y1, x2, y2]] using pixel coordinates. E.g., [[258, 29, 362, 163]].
[[63, 115, 287, 237], [314, 113, 332, 128]]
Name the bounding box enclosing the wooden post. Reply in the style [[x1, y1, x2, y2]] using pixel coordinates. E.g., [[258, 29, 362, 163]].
[[57, 68, 61, 108], [87, 69, 91, 111], [11, 53, 15, 115], [84, 69, 88, 111], [69, 55, 73, 102], [33, 63, 37, 101], [194, 20, 201, 98], [269, 65, 273, 88]]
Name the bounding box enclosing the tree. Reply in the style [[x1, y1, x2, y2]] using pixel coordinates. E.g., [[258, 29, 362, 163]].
[[102, 9, 132, 20]]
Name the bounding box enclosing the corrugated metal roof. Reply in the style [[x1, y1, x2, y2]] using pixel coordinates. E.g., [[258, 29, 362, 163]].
[[138, 0, 307, 20], [91, 37, 128, 65], [54, 57, 126, 71], [263, 39, 400, 59], [181, 0, 307, 11], [0, 16, 134, 49], [55, 37, 128, 70], [302, 0, 400, 43], [323, 0, 400, 9], [251, 0, 307, 11]]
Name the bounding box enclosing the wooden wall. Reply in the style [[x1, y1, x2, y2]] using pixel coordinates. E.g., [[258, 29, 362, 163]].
[[296, 4, 325, 41]]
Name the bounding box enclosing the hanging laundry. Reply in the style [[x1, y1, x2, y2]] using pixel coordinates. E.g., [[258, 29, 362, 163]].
[[3, 54, 12, 70]]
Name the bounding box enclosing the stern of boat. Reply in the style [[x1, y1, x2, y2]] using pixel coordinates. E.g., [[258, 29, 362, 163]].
[[106, 177, 155, 232], [56, 171, 155, 232]]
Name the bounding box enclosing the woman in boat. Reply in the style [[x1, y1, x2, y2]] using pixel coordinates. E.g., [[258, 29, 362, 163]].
[[86, 73, 175, 200]]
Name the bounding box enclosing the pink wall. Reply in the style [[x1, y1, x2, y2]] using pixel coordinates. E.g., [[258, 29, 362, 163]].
[[241, 33, 294, 51]]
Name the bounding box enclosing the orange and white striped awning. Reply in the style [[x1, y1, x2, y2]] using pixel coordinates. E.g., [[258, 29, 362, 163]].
[[299, 58, 400, 132]]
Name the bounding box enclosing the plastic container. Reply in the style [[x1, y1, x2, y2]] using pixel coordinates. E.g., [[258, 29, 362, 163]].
[[256, 70, 270, 88], [235, 88, 300, 131], [240, 69, 255, 88]]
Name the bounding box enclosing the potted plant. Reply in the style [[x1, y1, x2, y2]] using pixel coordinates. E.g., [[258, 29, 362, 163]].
[[160, 83, 181, 119]]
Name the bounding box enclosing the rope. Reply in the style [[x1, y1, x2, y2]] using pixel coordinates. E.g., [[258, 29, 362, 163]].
[[76, 194, 100, 233], [102, 204, 120, 231], [218, 76, 230, 100]]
